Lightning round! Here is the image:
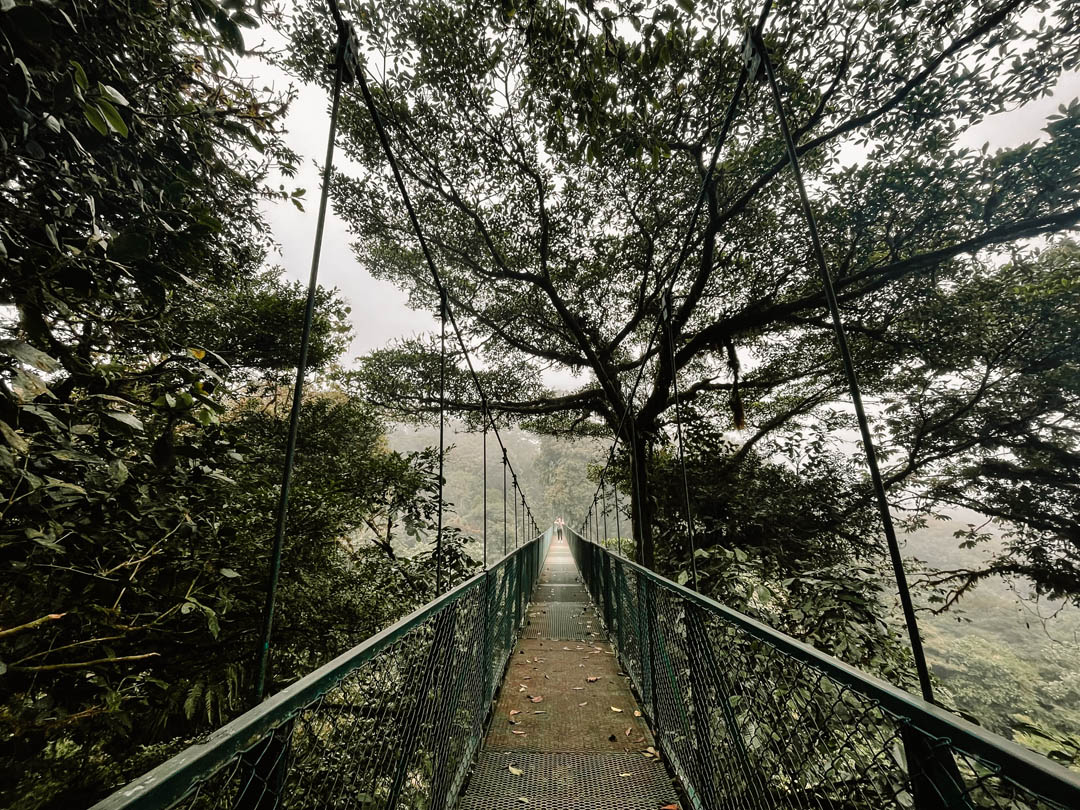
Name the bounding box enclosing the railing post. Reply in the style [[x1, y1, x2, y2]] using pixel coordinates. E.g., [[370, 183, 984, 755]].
[[614, 557, 625, 656], [482, 569, 495, 704], [685, 603, 735, 810], [904, 728, 973, 810], [514, 550, 523, 631], [233, 721, 292, 810], [601, 552, 614, 629], [386, 604, 458, 808], [431, 614, 469, 810], [638, 575, 653, 712]]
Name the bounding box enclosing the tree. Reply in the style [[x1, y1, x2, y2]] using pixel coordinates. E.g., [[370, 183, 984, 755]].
[[0, 2, 461, 806], [285, 0, 1080, 580]]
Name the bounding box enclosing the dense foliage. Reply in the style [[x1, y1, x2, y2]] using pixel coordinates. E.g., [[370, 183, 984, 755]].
[[0, 2, 463, 807], [287, 0, 1080, 599]]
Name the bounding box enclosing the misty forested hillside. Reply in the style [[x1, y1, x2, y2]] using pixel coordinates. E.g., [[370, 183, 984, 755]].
[[388, 424, 1079, 765], [904, 513, 1080, 763]]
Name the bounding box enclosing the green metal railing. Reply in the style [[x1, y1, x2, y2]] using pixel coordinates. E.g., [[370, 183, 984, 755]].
[[91, 529, 551, 810], [567, 528, 1080, 810]]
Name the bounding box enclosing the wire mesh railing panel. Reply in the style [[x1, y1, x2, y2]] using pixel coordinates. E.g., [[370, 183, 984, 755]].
[[91, 530, 551, 810], [566, 529, 1080, 810]]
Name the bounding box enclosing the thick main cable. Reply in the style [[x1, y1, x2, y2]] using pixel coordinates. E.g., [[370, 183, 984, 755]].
[[353, 51, 540, 543]]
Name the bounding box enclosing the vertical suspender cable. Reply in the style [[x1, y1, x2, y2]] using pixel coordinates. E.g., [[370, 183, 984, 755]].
[[254, 26, 349, 702], [753, 31, 935, 704], [513, 478, 519, 549], [601, 482, 609, 544], [614, 485, 623, 556], [664, 291, 699, 591], [482, 410, 488, 569], [436, 292, 446, 594], [503, 450, 508, 556]]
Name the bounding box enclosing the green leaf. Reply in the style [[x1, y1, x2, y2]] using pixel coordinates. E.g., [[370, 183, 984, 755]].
[[0, 420, 28, 454], [96, 99, 128, 137], [0, 340, 60, 372], [82, 103, 108, 135], [98, 83, 129, 107], [71, 60, 89, 91], [214, 13, 245, 52], [104, 410, 145, 431], [220, 568, 240, 578]]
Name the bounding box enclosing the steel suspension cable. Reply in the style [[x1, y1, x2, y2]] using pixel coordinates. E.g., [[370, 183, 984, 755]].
[[503, 450, 508, 556], [254, 22, 352, 702], [353, 43, 543, 553], [613, 484, 622, 556], [436, 292, 446, 594], [601, 483, 609, 545], [579, 0, 775, 567], [482, 411, 487, 569], [663, 291, 699, 591], [752, 32, 935, 704]]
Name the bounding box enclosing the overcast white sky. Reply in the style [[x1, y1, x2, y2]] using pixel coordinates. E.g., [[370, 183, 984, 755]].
[[244, 22, 1079, 394]]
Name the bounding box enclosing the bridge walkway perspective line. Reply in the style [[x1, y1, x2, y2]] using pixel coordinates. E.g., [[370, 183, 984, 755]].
[[456, 530, 680, 809]]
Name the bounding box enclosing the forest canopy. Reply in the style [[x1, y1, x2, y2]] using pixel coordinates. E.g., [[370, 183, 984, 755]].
[[1, 0, 1079, 806], [286, 0, 1080, 598]]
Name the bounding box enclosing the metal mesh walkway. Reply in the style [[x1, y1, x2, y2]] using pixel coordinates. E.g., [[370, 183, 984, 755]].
[[457, 531, 680, 809]]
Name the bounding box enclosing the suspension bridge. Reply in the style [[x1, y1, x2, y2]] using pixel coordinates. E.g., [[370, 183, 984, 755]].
[[91, 523, 1080, 810], [76, 0, 1080, 807]]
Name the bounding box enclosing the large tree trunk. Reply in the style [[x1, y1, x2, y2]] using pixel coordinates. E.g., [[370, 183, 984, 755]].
[[628, 424, 655, 570]]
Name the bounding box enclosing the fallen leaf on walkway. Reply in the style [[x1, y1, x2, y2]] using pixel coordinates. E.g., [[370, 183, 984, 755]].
[[619, 772, 633, 777], [530, 696, 543, 703], [660, 805, 679, 809], [572, 686, 584, 690], [634, 710, 642, 717], [508, 765, 523, 776], [586, 676, 599, 682], [611, 706, 623, 712], [533, 710, 546, 714], [625, 727, 632, 736], [509, 710, 521, 716], [512, 730, 526, 735], [578, 702, 588, 707], [518, 797, 529, 803], [518, 686, 526, 692]]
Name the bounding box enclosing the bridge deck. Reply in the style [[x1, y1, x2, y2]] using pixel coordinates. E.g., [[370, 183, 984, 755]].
[[458, 533, 680, 809]]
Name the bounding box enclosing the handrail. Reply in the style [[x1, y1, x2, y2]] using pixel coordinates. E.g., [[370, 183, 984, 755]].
[[566, 527, 1080, 810], [91, 529, 552, 810]]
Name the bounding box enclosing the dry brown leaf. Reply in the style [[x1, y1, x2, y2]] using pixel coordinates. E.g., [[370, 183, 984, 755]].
[[634, 710, 642, 717], [625, 727, 632, 737], [611, 706, 623, 712], [512, 730, 526, 735], [509, 710, 521, 716], [578, 702, 588, 707], [586, 676, 599, 683], [530, 696, 543, 703], [660, 805, 679, 809], [508, 765, 523, 776]]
